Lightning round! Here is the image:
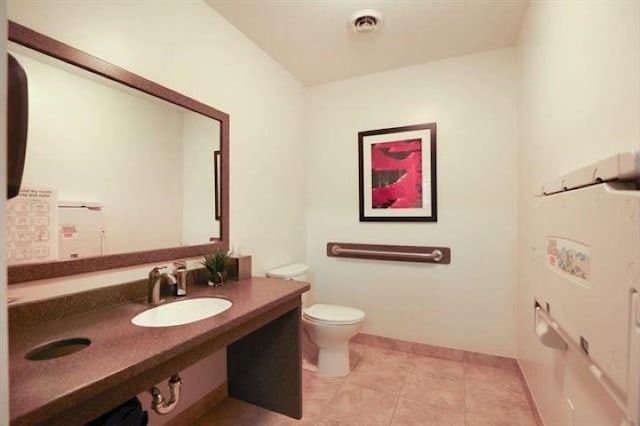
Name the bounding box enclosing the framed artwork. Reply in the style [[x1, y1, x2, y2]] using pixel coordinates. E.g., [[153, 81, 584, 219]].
[[358, 123, 437, 222]]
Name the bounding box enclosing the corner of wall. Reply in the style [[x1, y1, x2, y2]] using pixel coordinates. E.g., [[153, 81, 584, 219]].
[[0, 3, 10, 424], [515, 1, 640, 424]]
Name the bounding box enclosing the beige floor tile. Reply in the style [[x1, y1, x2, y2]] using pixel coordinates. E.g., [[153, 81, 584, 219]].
[[298, 398, 332, 425], [345, 356, 412, 394], [302, 370, 345, 404], [466, 407, 537, 426], [465, 380, 531, 415], [345, 345, 414, 394], [354, 346, 413, 371], [324, 383, 398, 425], [195, 343, 538, 426], [344, 368, 408, 395], [193, 398, 297, 426], [465, 363, 522, 392], [401, 369, 465, 409], [260, 415, 307, 426], [313, 420, 351, 426], [409, 354, 465, 381], [349, 342, 367, 369], [350, 342, 368, 356], [391, 397, 465, 426], [465, 363, 531, 418]]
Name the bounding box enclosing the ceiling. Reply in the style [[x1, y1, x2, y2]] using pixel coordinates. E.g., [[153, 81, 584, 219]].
[[206, 0, 529, 86]]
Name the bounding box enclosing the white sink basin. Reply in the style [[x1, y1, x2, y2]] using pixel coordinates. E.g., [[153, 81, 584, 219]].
[[132, 297, 232, 327]]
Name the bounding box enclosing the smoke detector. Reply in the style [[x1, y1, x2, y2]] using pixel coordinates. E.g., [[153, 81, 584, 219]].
[[350, 9, 383, 34]]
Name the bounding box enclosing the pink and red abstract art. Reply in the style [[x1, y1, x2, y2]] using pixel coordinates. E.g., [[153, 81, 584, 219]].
[[358, 122, 436, 222], [370, 139, 422, 209]]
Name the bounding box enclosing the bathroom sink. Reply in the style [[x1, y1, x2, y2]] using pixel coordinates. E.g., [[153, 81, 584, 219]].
[[131, 297, 232, 327]]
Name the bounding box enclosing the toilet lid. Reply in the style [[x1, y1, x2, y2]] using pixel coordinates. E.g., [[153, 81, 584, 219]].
[[303, 303, 365, 325]]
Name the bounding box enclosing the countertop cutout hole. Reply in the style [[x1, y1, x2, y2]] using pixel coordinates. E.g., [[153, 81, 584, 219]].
[[26, 338, 91, 361]]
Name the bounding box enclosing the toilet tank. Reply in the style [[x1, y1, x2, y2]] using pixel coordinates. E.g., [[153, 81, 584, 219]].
[[266, 263, 315, 307]]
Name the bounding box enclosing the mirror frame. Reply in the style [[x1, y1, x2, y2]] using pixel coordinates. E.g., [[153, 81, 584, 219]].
[[7, 21, 230, 284]]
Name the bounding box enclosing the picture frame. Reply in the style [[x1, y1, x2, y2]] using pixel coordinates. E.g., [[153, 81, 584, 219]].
[[358, 123, 437, 222]]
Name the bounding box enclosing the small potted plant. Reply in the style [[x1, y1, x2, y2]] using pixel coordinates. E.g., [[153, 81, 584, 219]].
[[201, 250, 231, 287]]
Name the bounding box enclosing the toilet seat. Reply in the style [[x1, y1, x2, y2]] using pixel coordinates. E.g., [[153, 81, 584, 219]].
[[303, 303, 365, 325]]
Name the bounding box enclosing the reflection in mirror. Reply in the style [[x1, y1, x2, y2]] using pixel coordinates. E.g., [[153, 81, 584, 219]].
[[2, 21, 230, 284], [6, 42, 220, 266]]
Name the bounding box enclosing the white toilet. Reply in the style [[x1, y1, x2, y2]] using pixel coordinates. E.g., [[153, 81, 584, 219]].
[[266, 264, 365, 378]]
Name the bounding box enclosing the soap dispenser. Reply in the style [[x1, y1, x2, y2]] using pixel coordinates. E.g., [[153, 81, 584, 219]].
[[173, 261, 187, 296]]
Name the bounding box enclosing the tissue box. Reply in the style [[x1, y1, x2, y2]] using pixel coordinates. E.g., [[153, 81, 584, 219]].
[[227, 255, 252, 281]]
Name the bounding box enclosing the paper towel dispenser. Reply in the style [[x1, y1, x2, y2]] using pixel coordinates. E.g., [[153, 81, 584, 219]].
[[7, 53, 29, 200]]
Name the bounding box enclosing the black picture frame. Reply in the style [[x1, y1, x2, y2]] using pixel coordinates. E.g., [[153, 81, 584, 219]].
[[358, 123, 437, 222]]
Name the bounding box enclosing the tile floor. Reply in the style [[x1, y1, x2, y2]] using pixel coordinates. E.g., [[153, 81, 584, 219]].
[[194, 343, 537, 426]]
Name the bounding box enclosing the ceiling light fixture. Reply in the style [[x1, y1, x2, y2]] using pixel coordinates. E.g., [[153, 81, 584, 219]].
[[350, 9, 383, 34]]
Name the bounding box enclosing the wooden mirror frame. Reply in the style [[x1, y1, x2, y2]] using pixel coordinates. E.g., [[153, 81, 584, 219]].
[[7, 21, 230, 284]]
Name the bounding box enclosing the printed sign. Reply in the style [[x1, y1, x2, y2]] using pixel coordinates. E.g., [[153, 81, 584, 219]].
[[5, 187, 59, 265]]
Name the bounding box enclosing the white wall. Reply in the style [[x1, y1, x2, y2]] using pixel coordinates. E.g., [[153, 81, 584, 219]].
[[1, 3, 10, 423], [517, 1, 640, 425], [13, 49, 184, 255], [307, 49, 518, 357], [182, 112, 220, 245]]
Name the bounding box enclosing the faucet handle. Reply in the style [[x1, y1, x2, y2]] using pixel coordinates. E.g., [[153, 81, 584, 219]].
[[149, 265, 168, 277]]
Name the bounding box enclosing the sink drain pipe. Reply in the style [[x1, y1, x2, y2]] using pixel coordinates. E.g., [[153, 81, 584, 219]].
[[149, 374, 182, 415]]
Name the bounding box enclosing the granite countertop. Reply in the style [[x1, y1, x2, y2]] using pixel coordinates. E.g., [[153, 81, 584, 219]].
[[9, 277, 309, 424]]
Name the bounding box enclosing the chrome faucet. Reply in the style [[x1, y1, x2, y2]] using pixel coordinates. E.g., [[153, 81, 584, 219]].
[[148, 266, 178, 305]]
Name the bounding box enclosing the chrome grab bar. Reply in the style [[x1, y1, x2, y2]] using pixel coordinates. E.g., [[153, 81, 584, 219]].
[[330, 245, 444, 262]]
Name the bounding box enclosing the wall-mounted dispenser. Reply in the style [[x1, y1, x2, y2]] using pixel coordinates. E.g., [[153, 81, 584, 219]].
[[532, 151, 639, 426], [534, 304, 567, 351], [58, 201, 106, 259], [7, 53, 29, 200]]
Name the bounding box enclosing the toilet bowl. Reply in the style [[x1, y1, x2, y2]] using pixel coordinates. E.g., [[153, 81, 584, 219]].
[[302, 303, 365, 377], [266, 264, 365, 378]]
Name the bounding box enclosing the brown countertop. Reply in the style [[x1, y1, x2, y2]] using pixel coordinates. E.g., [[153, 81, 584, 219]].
[[9, 277, 309, 424]]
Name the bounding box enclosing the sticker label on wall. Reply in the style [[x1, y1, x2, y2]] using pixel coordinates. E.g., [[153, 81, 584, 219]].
[[60, 225, 78, 239], [547, 237, 590, 285]]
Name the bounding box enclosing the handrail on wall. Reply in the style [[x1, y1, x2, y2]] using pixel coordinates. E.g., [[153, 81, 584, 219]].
[[326, 242, 451, 264]]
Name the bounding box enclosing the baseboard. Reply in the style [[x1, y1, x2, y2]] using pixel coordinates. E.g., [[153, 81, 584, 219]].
[[166, 381, 228, 426], [353, 332, 518, 371], [516, 361, 545, 426]]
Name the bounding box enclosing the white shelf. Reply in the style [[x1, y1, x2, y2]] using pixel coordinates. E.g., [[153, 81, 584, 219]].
[[537, 151, 639, 196]]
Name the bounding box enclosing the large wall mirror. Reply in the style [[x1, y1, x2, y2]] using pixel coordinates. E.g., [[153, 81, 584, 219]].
[[7, 22, 229, 284]]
